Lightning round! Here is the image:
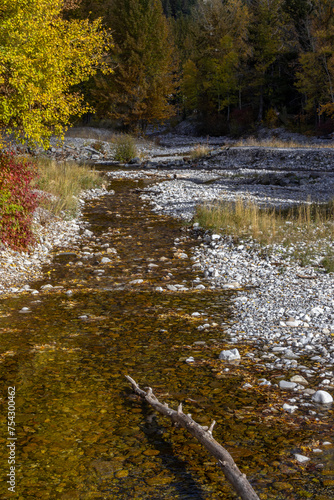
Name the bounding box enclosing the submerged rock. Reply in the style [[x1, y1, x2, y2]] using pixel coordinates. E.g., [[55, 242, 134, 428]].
[[219, 348, 241, 361], [312, 390, 333, 404]]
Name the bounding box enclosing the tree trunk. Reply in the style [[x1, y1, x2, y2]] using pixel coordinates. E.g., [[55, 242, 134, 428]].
[[125, 375, 260, 500]]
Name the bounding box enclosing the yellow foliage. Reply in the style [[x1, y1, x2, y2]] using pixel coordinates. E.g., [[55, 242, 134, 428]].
[[0, 0, 112, 147]]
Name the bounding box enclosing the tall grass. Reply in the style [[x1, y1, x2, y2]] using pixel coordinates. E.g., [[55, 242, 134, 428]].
[[195, 197, 334, 270], [35, 158, 103, 218], [233, 137, 334, 149], [189, 144, 211, 159]]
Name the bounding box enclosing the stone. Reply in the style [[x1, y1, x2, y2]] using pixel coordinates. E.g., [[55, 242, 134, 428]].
[[312, 390, 333, 404], [101, 257, 111, 264], [310, 307, 324, 316], [186, 356, 195, 363], [41, 284, 53, 290], [283, 403, 298, 414], [294, 454, 310, 463], [219, 348, 241, 361], [279, 380, 297, 390], [19, 307, 30, 313], [303, 388, 316, 396], [222, 282, 241, 290], [290, 375, 308, 385]]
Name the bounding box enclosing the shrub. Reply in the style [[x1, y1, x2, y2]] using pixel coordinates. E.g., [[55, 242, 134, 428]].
[[190, 144, 211, 159], [0, 152, 40, 250], [113, 134, 138, 162]]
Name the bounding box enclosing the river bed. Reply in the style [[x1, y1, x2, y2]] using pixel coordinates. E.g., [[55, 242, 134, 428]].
[[0, 177, 333, 499]]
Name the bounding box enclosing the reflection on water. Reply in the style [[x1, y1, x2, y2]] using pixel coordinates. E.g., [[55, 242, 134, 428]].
[[0, 179, 333, 499]]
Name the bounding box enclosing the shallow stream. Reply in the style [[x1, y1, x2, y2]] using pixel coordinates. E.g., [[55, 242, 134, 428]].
[[0, 177, 333, 499]]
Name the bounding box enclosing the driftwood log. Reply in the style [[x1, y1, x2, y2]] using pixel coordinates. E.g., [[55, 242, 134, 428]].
[[125, 375, 260, 500]]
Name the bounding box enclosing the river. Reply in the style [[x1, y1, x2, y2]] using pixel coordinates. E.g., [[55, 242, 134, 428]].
[[0, 176, 333, 499]]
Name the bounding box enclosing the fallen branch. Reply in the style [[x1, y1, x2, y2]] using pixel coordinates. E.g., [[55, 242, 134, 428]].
[[125, 375, 260, 500]]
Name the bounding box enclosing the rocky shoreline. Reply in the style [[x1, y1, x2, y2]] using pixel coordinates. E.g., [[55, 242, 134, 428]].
[[0, 186, 109, 295]]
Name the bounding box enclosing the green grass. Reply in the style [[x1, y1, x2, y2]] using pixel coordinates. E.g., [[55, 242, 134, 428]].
[[35, 158, 103, 218], [112, 134, 138, 162], [195, 198, 334, 271]]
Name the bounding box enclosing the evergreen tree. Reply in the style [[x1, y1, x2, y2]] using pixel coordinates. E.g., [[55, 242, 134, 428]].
[[93, 0, 177, 130], [161, 0, 197, 18], [181, 0, 250, 119], [295, 0, 334, 122]]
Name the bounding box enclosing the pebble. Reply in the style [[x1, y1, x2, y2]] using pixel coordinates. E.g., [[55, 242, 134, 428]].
[[19, 307, 30, 313], [294, 454, 310, 463], [279, 381, 297, 390], [283, 403, 298, 414], [312, 390, 333, 404], [219, 348, 241, 361]]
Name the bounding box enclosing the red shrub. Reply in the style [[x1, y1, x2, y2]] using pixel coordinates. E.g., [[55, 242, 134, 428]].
[[0, 152, 40, 250]]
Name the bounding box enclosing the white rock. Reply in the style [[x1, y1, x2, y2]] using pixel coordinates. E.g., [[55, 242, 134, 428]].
[[290, 375, 308, 385], [222, 282, 241, 290], [219, 348, 241, 361], [101, 257, 111, 264], [41, 284, 53, 290], [19, 307, 30, 313], [186, 357, 195, 363], [279, 380, 297, 390], [312, 390, 333, 404], [283, 403, 298, 414], [294, 454, 310, 463], [310, 307, 324, 316]]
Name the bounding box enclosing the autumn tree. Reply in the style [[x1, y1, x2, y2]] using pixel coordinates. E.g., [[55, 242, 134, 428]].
[[92, 0, 177, 130], [0, 0, 111, 147]]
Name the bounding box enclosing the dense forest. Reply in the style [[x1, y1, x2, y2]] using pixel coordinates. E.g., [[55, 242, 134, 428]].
[[3, 0, 334, 140]]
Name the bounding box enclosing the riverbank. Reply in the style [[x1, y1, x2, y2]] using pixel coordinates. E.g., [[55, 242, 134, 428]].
[[0, 186, 109, 295]]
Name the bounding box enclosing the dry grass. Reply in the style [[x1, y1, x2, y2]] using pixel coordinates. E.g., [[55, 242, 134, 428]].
[[35, 158, 103, 218], [195, 197, 334, 270], [189, 144, 211, 159], [234, 136, 334, 149]]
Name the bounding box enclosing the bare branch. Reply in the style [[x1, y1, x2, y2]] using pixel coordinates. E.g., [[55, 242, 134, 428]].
[[125, 375, 260, 500]]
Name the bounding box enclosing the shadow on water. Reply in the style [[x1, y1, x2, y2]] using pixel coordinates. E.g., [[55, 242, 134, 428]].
[[0, 177, 333, 499]]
